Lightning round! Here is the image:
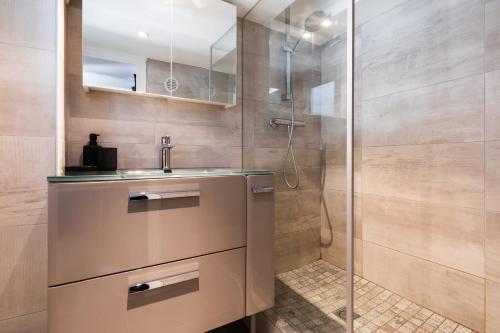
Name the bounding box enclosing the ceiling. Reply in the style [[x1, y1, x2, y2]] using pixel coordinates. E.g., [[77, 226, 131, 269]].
[[223, 0, 260, 17]]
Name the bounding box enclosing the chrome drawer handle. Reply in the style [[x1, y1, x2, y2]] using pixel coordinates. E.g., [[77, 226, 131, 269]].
[[252, 185, 274, 194], [129, 189, 200, 201], [128, 270, 199, 295]]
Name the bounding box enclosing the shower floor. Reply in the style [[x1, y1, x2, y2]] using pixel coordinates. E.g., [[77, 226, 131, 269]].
[[263, 260, 477, 333]]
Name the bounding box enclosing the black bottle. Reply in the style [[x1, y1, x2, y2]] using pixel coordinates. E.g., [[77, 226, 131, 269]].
[[83, 133, 101, 167]]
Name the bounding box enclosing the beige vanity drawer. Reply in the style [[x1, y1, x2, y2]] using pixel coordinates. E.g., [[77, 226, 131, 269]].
[[48, 176, 246, 286], [48, 248, 245, 333]]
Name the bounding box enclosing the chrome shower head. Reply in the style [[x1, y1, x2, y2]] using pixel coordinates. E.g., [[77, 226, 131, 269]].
[[304, 10, 330, 32]]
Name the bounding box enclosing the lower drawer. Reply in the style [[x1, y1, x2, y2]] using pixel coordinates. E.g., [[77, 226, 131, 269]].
[[48, 248, 245, 333]]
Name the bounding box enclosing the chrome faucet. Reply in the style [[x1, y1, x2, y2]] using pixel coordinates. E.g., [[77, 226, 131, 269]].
[[160, 136, 174, 173]]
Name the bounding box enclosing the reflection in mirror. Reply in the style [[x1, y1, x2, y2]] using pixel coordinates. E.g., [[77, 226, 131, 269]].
[[82, 0, 237, 106]]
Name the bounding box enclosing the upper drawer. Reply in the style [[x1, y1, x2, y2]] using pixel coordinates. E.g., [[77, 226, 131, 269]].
[[48, 176, 246, 286]]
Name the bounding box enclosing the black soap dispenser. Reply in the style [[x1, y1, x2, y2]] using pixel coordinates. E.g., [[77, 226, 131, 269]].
[[83, 133, 101, 167]]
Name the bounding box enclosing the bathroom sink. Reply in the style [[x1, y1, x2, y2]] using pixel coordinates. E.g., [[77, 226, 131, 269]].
[[118, 168, 240, 176]]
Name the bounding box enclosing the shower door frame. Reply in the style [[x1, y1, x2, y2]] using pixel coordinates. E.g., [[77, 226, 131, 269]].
[[346, 1, 355, 332]]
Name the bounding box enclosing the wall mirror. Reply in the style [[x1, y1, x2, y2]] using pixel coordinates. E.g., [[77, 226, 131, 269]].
[[82, 0, 237, 106]]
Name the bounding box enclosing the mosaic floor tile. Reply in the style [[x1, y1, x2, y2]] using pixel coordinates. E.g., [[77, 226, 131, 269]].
[[263, 260, 477, 333]]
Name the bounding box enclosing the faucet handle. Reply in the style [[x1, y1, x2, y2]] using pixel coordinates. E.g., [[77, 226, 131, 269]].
[[161, 136, 171, 145]]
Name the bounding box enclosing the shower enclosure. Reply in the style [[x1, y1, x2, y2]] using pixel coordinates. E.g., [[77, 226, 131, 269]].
[[242, 0, 496, 332], [242, 0, 353, 331]]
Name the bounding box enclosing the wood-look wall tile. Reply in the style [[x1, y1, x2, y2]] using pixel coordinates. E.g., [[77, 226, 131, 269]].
[[252, 147, 321, 171], [323, 148, 362, 193], [360, 0, 484, 101], [362, 142, 484, 209], [0, 0, 56, 50], [0, 190, 47, 228], [362, 75, 484, 147], [486, 0, 500, 72], [66, 6, 82, 76], [486, 70, 500, 141], [0, 136, 55, 192], [363, 194, 484, 277], [160, 99, 240, 128], [242, 51, 269, 103], [0, 43, 55, 137], [321, 235, 363, 275], [66, 117, 155, 145], [67, 74, 160, 122], [275, 227, 320, 274], [275, 189, 320, 236], [486, 141, 500, 212], [0, 225, 47, 321], [0, 311, 46, 333], [171, 146, 241, 169], [253, 111, 321, 150], [273, 168, 321, 192], [321, 117, 346, 150], [355, 0, 407, 27], [487, 212, 500, 282], [154, 122, 241, 148], [363, 242, 484, 332], [242, 20, 270, 58], [487, 279, 500, 333], [320, 190, 362, 239]]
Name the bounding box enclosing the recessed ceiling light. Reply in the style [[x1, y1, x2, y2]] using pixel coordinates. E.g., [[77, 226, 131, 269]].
[[302, 32, 312, 39], [137, 31, 149, 38], [321, 19, 332, 27]]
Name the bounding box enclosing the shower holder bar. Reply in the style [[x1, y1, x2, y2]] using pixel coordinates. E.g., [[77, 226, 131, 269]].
[[269, 118, 306, 128]]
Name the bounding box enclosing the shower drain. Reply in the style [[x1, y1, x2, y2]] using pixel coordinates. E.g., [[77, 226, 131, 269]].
[[333, 307, 360, 321]]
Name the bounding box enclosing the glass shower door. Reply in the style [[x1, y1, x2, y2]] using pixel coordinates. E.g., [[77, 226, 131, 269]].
[[241, 0, 355, 331]]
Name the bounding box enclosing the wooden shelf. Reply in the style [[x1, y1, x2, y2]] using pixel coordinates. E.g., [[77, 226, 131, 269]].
[[83, 85, 236, 109]]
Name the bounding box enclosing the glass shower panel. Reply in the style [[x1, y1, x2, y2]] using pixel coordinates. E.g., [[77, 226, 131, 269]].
[[242, 0, 351, 331]]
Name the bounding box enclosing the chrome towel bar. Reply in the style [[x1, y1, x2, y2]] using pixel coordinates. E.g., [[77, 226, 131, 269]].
[[251, 185, 274, 194]]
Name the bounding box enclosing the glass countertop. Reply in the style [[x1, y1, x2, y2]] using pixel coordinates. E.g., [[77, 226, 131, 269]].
[[47, 168, 273, 183]]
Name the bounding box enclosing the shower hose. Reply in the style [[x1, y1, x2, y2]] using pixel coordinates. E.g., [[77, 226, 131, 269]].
[[283, 96, 300, 189]]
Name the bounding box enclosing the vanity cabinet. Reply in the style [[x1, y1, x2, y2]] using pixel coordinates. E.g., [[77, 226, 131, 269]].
[[48, 174, 274, 333]]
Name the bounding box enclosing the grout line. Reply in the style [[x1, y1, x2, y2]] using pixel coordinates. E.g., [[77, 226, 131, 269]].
[[358, 192, 485, 213], [0, 40, 55, 53], [0, 135, 56, 139], [360, 72, 486, 104], [362, 240, 485, 280], [0, 310, 46, 324], [0, 223, 47, 232], [361, 139, 486, 149]]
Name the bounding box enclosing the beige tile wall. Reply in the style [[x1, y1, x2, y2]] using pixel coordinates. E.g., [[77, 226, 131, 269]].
[[65, 4, 242, 170], [2, 1, 498, 332], [485, 1, 500, 326], [241, 20, 323, 273], [0, 1, 56, 331], [321, 0, 500, 331]]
